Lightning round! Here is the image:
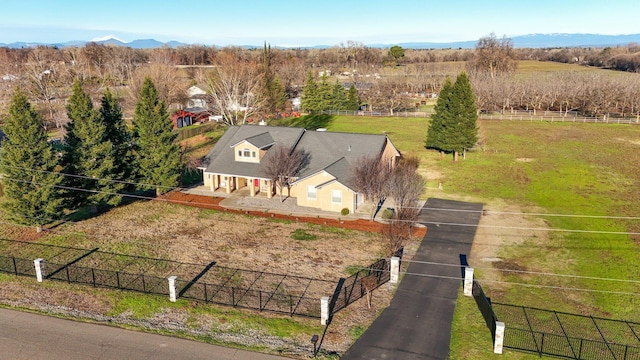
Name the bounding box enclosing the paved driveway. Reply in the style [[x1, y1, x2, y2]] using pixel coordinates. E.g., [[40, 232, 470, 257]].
[[341, 198, 483, 360]]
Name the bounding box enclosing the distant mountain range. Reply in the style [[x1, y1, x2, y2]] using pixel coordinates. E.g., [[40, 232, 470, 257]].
[[1, 33, 639, 50]]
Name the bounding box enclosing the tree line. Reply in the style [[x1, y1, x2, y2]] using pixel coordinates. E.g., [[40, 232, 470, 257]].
[[1, 36, 639, 130], [0, 78, 182, 231]]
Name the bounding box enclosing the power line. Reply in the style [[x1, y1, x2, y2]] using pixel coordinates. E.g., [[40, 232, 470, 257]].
[[4, 174, 640, 238], [397, 271, 640, 297], [396, 259, 640, 284], [5, 164, 640, 222]]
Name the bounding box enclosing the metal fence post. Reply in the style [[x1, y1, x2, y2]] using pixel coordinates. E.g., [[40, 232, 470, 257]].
[[33, 258, 45, 282], [12, 256, 17, 275], [91, 268, 96, 287], [494, 321, 505, 354]]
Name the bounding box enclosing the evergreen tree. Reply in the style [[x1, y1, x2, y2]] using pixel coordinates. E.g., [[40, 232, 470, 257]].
[[346, 84, 360, 111], [133, 77, 181, 196], [316, 74, 332, 111], [425, 78, 453, 152], [330, 81, 346, 110], [452, 72, 478, 158], [100, 88, 135, 192], [63, 80, 124, 211], [0, 89, 64, 230], [425, 73, 478, 162], [301, 71, 318, 113]]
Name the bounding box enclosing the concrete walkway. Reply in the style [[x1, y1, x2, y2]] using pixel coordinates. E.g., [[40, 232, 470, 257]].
[[0, 307, 292, 360], [341, 198, 483, 360]]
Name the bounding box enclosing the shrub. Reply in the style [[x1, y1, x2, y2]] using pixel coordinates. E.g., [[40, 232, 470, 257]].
[[341, 208, 350, 216], [381, 208, 395, 219]]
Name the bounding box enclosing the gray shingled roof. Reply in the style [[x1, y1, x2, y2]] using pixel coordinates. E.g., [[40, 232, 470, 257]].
[[203, 125, 304, 178], [202, 125, 397, 189], [233, 132, 274, 149]]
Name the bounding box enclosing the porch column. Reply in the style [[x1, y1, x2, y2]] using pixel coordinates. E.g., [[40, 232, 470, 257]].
[[212, 174, 219, 191], [250, 179, 256, 197], [234, 177, 239, 190], [225, 177, 231, 193], [266, 180, 273, 199]]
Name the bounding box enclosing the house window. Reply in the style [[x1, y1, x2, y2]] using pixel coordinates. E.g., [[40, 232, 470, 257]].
[[252, 151, 256, 158], [331, 190, 342, 204], [243, 148, 251, 157], [307, 186, 317, 200], [238, 150, 242, 157]]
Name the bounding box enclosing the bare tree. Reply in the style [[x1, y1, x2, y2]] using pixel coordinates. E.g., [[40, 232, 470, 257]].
[[468, 33, 518, 79], [204, 51, 266, 126], [350, 155, 391, 220], [387, 156, 424, 219], [128, 62, 189, 109], [262, 144, 307, 201]]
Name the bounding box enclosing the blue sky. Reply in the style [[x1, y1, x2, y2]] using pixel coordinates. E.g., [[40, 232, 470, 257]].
[[1, 0, 639, 46]]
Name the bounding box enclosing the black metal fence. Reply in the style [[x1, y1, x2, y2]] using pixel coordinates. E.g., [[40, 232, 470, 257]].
[[0, 239, 337, 318], [175, 265, 335, 318], [329, 257, 391, 316], [494, 303, 640, 359], [472, 277, 498, 341], [0, 255, 36, 277]]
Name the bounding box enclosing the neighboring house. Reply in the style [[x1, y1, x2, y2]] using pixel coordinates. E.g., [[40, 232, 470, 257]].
[[200, 125, 401, 213], [186, 85, 208, 108], [171, 108, 211, 129]]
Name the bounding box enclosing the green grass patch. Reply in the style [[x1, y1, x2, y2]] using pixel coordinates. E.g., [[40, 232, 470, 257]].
[[267, 217, 293, 224], [290, 229, 317, 241], [348, 324, 366, 340], [108, 292, 182, 319], [344, 265, 362, 276]]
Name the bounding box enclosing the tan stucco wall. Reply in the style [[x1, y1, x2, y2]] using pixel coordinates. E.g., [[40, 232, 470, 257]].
[[291, 171, 355, 213], [381, 138, 401, 169], [233, 142, 260, 163], [203, 172, 213, 188]]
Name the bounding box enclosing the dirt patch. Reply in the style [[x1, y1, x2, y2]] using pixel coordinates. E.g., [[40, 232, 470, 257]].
[[468, 199, 550, 290]]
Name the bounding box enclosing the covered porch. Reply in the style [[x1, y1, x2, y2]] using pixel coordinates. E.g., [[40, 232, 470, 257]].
[[203, 172, 274, 198]]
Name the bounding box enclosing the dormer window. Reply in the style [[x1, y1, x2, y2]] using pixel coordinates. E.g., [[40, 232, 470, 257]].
[[238, 148, 256, 158]]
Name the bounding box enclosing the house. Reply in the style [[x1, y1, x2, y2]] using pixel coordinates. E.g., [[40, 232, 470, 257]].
[[199, 125, 401, 213], [171, 107, 211, 129], [186, 85, 208, 108]]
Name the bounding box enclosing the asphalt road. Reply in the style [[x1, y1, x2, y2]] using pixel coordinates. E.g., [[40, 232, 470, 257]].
[[341, 198, 483, 360], [0, 307, 291, 360]]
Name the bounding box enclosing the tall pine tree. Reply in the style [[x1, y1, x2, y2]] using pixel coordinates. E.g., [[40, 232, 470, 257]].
[[451, 72, 478, 160], [63, 80, 124, 211], [133, 77, 181, 196], [0, 89, 64, 231], [346, 84, 360, 111], [301, 71, 318, 113], [425, 73, 478, 162], [425, 78, 453, 154], [100, 88, 135, 192]]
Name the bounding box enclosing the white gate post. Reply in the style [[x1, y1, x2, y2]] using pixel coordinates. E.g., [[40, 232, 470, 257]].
[[494, 321, 505, 354], [168, 276, 177, 302], [320, 296, 329, 325], [34, 258, 45, 282], [390, 256, 400, 284], [463, 267, 474, 296]]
